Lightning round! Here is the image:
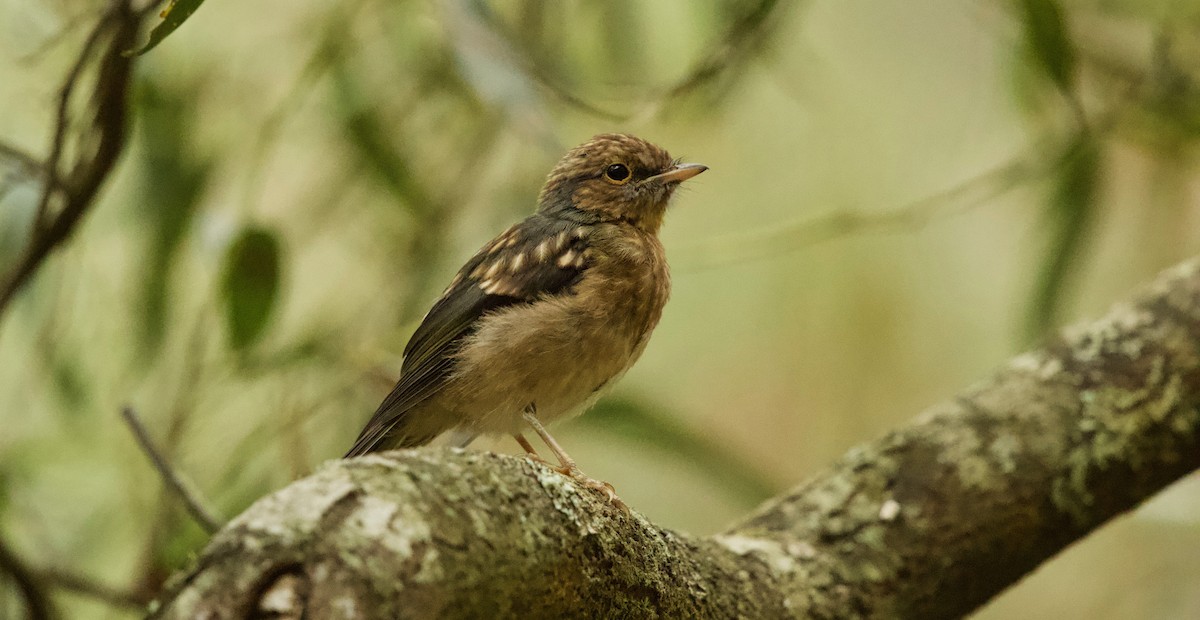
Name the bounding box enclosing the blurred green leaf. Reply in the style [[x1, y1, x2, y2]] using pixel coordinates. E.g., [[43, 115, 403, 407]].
[[135, 78, 211, 355], [129, 0, 208, 56], [1016, 0, 1076, 94], [1026, 137, 1101, 340], [52, 358, 87, 412], [578, 397, 779, 506], [220, 227, 282, 351]]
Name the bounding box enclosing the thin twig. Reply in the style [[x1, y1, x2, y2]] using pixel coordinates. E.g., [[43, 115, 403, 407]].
[[471, 0, 794, 122], [671, 119, 1110, 273], [674, 145, 1049, 272], [121, 406, 225, 534], [0, 141, 50, 205], [36, 567, 148, 610], [0, 141, 48, 177], [630, 0, 794, 122], [32, 3, 113, 231], [0, 536, 55, 620]]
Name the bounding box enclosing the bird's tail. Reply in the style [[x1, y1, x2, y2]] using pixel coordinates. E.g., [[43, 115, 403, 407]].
[[343, 416, 437, 458]]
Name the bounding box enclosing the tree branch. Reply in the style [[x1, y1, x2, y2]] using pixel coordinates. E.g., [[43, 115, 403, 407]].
[[0, 0, 142, 320], [151, 256, 1200, 619]]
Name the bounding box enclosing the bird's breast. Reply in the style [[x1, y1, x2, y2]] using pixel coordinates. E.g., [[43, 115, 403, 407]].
[[579, 230, 671, 348]]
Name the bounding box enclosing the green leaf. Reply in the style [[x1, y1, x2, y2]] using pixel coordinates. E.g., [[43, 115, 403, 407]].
[[1026, 138, 1100, 340], [52, 359, 88, 412], [128, 0, 207, 56], [1016, 0, 1076, 93], [220, 227, 282, 351]]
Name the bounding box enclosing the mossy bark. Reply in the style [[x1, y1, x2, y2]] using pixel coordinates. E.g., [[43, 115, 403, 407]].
[[152, 258, 1200, 619]]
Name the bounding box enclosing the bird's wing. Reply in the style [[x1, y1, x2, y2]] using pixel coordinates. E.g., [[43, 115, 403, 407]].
[[345, 217, 591, 457]]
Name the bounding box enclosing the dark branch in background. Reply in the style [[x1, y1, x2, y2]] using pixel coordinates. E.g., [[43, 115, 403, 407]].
[[0, 0, 146, 320], [151, 255, 1200, 619], [469, 0, 792, 122], [121, 406, 225, 534], [2, 533, 148, 615], [1, 532, 147, 613], [649, 0, 789, 107], [0, 535, 55, 620]]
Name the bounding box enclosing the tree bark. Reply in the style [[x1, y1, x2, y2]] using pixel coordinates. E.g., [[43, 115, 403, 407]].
[[151, 258, 1200, 619]]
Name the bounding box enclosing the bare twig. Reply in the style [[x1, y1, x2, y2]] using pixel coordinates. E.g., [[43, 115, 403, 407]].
[[675, 141, 1055, 272], [0, 0, 143, 320], [468, 0, 794, 122], [0, 536, 55, 620], [0, 534, 146, 611], [670, 97, 1147, 275], [0, 141, 49, 178], [630, 0, 794, 122], [37, 567, 148, 610], [32, 7, 111, 230], [120, 406, 225, 534], [0, 141, 58, 205]]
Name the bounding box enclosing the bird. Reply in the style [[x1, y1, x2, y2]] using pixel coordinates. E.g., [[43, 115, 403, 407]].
[[344, 134, 707, 508]]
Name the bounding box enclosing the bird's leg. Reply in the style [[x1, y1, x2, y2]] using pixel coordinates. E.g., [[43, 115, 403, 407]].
[[512, 433, 550, 466], [521, 406, 626, 510], [520, 408, 578, 475]]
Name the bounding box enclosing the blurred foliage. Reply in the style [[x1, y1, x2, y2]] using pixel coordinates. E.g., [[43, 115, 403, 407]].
[[1017, 0, 1076, 98], [134, 77, 211, 355], [220, 227, 282, 351], [3, 0, 1200, 618], [1027, 136, 1101, 340]]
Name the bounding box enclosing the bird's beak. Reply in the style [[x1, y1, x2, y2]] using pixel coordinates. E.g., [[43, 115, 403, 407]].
[[643, 163, 708, 186]]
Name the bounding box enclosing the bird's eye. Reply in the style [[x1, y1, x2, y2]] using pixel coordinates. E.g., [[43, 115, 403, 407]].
[[603, 163, 631, 184]]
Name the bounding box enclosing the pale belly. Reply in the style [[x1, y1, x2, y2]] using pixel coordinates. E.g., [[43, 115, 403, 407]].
[[437, 290, 656, 434]]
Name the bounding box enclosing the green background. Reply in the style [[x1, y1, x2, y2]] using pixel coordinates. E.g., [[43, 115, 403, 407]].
[[3, 0, 1200, 617]]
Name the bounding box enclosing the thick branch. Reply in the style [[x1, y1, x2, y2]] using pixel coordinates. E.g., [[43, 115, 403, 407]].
[[152, 258, 1200, 619]]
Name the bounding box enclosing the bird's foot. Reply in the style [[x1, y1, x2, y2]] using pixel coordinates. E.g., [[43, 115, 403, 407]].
[[557, 464, 628, 512]]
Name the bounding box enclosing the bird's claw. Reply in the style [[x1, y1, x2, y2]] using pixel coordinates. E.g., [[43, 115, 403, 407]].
[[558, 465, 628, 511]]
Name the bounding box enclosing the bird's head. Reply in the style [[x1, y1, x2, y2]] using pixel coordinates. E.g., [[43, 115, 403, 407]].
[[536, 134, 707, 234]]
